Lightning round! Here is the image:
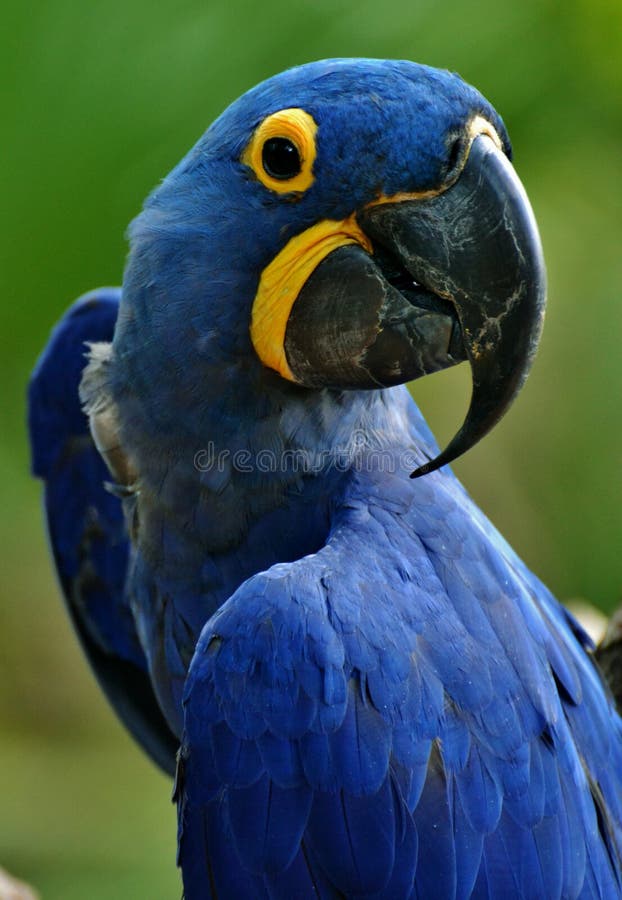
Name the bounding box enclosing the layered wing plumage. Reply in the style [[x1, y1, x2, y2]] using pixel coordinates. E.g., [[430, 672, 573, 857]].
[[177, 461, 622, 898], [28, 289, 177, 774]]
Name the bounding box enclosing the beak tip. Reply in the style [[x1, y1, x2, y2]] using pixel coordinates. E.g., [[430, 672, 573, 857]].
[[409, 454, 448, 479], [409, 447, 446, 479]]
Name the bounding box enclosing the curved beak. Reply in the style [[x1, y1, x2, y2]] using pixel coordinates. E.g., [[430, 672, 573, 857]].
[[280, 134, 546, 476], [357, 135, 546, 476]]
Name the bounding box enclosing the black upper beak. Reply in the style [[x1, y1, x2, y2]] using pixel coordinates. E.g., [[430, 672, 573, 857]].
[[284, 134, 546, 476]]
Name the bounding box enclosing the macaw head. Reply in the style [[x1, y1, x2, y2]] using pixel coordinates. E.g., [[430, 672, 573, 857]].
[[119, 59, 545, 476]]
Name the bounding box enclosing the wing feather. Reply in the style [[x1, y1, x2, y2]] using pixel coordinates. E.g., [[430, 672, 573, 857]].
[[176, 469, 622, 896], [29, 290, 177, 773]]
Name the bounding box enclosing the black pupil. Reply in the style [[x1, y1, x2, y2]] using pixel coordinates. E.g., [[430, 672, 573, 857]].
[[262, 138, 301, 180]]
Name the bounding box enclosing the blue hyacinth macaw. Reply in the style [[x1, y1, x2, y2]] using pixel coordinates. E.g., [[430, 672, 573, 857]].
[[29, 59, 622, 898]]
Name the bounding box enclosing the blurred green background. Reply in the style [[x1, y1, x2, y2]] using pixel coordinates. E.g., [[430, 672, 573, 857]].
[[1, 0, 621, 896]]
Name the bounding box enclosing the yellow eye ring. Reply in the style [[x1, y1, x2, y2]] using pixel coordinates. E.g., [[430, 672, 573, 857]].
[[242, 108, 317, 194]]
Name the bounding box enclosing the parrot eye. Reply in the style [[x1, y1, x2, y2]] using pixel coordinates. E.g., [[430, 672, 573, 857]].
[[262, 138, 302, 180], [242, 107, 317, 194]]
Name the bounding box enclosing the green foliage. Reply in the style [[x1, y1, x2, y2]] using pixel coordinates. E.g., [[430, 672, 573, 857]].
[[2, 0, 621, 895]]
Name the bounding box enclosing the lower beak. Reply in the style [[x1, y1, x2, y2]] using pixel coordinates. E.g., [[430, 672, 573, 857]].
[[284, 134, 546, 476]]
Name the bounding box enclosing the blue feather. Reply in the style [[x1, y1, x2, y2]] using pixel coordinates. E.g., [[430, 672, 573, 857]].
[[306, 778, 397, 895], [452, 780, 484, 900], [227, 775, 313, 875], [328, 681, 392, 794], [412, 752, 456, 899], [28, 289, 178, 773], [455, 745, 503, 834]]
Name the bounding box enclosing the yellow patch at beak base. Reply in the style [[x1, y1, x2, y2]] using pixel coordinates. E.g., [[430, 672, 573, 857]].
[[250, 217, 373, 381]]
